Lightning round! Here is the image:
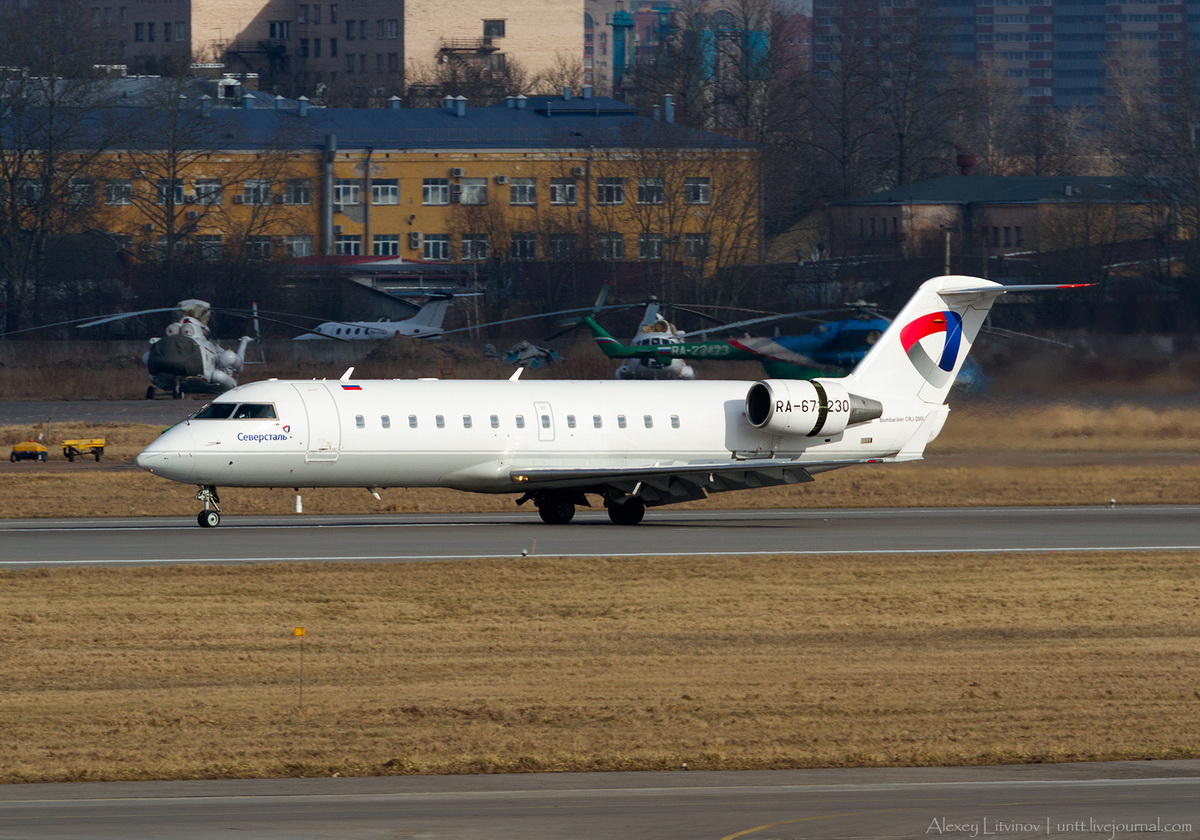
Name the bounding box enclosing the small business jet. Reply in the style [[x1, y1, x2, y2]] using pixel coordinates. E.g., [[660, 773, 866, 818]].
[[292, 295, 453, 340], [137, 276, 1086, 527]]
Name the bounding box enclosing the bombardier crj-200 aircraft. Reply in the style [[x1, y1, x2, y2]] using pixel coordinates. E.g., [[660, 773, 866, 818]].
[[136, 276, 1085, 528]]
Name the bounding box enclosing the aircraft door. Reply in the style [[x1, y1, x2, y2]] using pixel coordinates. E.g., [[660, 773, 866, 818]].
[[534, 401, 554, 442], [293, 383, 341, 462]]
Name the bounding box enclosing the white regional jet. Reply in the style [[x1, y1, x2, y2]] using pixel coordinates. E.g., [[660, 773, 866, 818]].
[[136, 276, 1085, 528]]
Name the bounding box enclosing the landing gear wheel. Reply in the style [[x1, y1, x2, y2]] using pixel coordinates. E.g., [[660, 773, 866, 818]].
[[146, 385, 156, 400], [195, 485, 222, 528], [607, 497, 645, 526], [536, 493, 576, 524]]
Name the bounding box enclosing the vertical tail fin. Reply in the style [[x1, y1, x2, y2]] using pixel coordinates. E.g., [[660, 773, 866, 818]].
[[848, 275, 1082, 405], [582, 316, 627, 358], [407, 296, 453, 331]]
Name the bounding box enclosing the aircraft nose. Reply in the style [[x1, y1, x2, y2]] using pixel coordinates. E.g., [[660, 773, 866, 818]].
[[136, 425, 196, 482]]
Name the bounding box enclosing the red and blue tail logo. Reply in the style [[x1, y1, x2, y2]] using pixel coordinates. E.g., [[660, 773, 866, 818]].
[[899, 311, 963, 383]]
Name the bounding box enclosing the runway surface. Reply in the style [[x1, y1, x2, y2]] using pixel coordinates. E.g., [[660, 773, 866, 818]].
[[1, 504, 1198, 567], [1, 762, 1197, 839]]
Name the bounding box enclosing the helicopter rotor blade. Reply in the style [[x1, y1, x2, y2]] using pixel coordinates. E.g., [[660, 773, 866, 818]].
[[684, 308, 859, 339], [0, 310, 171, 337], [439, 302, 640, 337], [73, 307, 179, 328]]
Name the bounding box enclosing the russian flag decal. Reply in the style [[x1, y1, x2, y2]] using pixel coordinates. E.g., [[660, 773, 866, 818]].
[[341, 384, 363, 391]]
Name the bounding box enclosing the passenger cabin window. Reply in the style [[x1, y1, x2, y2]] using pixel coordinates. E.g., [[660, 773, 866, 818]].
[[617, 415, 627, 429], [515, 415, 525, 429], [463, 415, 472, 428], [381, 415, 391, 428], [644, 415, 653, 428], [490, 415, 499, 428], [567, 415, 576, 429], [671, 415, 680, 428], [593, 415, 602, 428], [540, 414, 551, 429], [436, 415, 445, 428], [408, 415, 418, 428], [355, 414, 365, 428]]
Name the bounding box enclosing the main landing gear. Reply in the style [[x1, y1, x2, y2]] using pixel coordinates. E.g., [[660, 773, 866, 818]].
[[195, 484, 221, 528], [536, 492, 576, 524], [517, 491, 646, 525], [606, 496, 645, 526]]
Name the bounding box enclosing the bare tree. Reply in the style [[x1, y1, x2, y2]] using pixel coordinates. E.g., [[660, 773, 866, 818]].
[[529, 54, 587, 97], [405, 54, 533, 107], [871, 0, 969, 187], [0, 0, 123, 331], [115, 80, 318, 301]]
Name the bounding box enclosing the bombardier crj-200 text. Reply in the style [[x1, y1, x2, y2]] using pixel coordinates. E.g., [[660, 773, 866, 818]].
[[137, 276, 1086, 528]]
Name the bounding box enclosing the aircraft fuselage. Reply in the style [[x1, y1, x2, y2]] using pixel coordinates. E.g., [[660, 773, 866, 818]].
[[137, 377, 935, 493]]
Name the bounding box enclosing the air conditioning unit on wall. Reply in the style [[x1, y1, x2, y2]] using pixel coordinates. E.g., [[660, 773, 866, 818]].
[[408, 231, 422, 249], [494, 174, 508, 184], [571, 166, 585, 177], [450, 167, 465, 178]]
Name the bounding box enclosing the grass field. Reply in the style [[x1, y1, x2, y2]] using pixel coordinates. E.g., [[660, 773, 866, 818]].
[[2, 552, 1198, 783], [2, 394, 1200, 782]]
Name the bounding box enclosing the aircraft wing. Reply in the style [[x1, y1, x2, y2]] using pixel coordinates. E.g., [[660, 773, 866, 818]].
[[511, 456, 894, 506]]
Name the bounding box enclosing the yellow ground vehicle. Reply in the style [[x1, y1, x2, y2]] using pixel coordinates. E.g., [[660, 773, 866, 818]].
[[10, 440, 48, 462], [61, 438, 106, 462]]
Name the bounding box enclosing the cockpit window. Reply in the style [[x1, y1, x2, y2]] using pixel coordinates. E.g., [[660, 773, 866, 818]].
[[233, 403, 277, 419], [195, 402, 236, 419], [194, 402, 276, 420]]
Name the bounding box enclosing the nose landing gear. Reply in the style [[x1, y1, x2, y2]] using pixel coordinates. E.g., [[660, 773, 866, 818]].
[[195, 485, 221, 528]]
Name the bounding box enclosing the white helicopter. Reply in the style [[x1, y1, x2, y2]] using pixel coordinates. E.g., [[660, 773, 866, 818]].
[[292, 295, 454, 340], [77, 299, 258, 399]]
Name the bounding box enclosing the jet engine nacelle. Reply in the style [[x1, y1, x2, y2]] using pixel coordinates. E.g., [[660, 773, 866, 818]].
[[745, 379, 883, 438]]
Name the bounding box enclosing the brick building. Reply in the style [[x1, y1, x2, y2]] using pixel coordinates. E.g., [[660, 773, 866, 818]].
[[78, 0, 581, 97]]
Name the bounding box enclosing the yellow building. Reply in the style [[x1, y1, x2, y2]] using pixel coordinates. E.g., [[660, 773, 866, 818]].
[[69, 88, 762, 276]]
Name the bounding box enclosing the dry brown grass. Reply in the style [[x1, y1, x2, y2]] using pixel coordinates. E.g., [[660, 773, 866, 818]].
[[2, 552, 1198, 783], [937, 401, 1200, 453]]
